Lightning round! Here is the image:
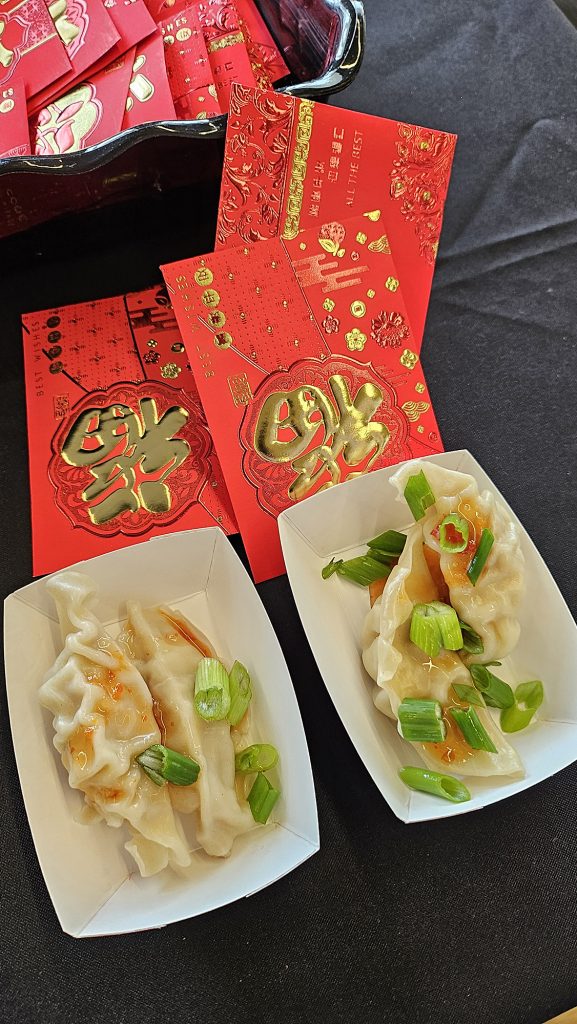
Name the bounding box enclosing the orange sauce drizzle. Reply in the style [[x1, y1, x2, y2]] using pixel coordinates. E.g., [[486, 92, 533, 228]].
[[160, 609, 213, 657]]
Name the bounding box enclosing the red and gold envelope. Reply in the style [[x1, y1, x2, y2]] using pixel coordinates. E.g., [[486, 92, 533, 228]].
[[31, 47, 134, 153], [162, 215, 443, 582], [122, 31, 175, 129], [22, 284, 237, 576], [0, 80, 30, 155], [159, 5, 220, 120], [217, 84, 457, 349], [0, 0, 72, 98], [28, 0, 120, 116], [235, 0, 288, 88], [194, 0, 255, 111]]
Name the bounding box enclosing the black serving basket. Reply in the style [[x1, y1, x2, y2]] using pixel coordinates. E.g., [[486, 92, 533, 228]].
[[0, 0, 365, 241]]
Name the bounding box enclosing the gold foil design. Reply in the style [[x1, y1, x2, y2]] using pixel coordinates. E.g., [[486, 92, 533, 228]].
[[60, 399, 190, 525], [127, 52, 155, 108], [208, 309, 226, 328], [323, 298, 335, 312], [367, 289, 375, 298], [161, 362, 181, 378], [35, 82, 101, 155], [228, 372, 253, 406], [415, 382, 425, 394], [254, 375, 389, 500], [401, 400, 430, 422], [400, 349, 419, 370], [364, 210, 381, 222], [171, 342, 185, 353], [345, 328, 366, 351], [0, 96, 14, 112], [207, 30, 244, 53], [350, 300, 366, 318], [281, 98, 314, 240], [201, 288, 220, 307], [214, 331, 233, 349], [368, 234, 391, 254], [49, 0, 80, 47], [385, 276, 399, 292], [176, 26, 191, 41], [194, 267, 213, 286], [356, 232, 367, 244], [147, 339, 157, 347]]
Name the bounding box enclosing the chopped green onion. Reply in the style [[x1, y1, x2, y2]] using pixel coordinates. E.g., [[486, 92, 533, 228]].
[[194, 657, 230, 721], [500, 680, 544, 733], [235, 743, 279, 774], [367, 547, 398, 566], [227, 660, 252, 726], [399, 766, 471, 804], [452, 683, 486, 708], [397, 698, 446, 743], [248, 773, 280, 824], [410, 602, 463, 657], [136, 744, 201, 787], [470, 664, 514, 709], [403, 470, 436, 521], [366, 529, 406, 556], [458, 620, 484, 655], [439, 513, 469, 553], [467, 528, 494, 585], [449, 706, 497, 753], [321, 554, 392, 587]]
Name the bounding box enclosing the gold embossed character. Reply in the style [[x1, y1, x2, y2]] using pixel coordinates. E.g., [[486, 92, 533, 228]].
[[254, 375, 389, 500], [61, 399, 190, 525]]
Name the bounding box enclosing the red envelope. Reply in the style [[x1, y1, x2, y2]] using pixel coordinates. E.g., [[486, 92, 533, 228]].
[[28, 0, 120, 116], [31, 47, 134, 153], [159, 5, 220, 120], [217, 84, 457, 349], [22, 284, 237, 577], [162, 215, 443, 582], [0, 0, 72, 98], [194, 0, 255, 111], [122, 31, 176, 129], [0, 80, 30, 155], [236, 0, 288, 88]]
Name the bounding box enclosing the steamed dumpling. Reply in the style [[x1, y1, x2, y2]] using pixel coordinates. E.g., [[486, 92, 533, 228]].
[[362, 526, 523, 778], [390, 461, 525, 663], [39, 572, 192, 876], [125, 603, 253, 856]]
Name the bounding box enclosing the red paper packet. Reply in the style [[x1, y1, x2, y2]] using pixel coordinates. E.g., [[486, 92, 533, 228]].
[[122, 30, 175, 129], [31, 46, 134, 153], [194, 0, 255, 111], [28, 0, 120, 116], [0, 0, 71, 98], [22, 284, 237, 577], [0, 80, 30, 155], [235, 0, 288, 88], [162, 215, 443, 582], [217, 84, 457, 349], [159, 5, 220, 120]]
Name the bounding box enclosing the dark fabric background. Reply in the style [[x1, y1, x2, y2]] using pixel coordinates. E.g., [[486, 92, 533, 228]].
[[2, 1, 577, 1022]]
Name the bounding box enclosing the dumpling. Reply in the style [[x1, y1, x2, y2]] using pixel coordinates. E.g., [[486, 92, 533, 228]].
[[124, 603, 253, 857], [362, 525, 523, 777], [390, 461, 525, 663], [39, 572, 192, 876]]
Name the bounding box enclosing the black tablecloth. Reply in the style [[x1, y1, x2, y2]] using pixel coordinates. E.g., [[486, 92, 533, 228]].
[[2, 2, 577, 1022]]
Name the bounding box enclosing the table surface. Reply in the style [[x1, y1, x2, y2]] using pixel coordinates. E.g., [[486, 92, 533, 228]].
[[2, 2, 577, 1022]]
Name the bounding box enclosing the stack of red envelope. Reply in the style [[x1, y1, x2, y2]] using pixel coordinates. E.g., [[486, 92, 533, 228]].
[[0, 0, 288, 157], [22, 84, 457, 582]]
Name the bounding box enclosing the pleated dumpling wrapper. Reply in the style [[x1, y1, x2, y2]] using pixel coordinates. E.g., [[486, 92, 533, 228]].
[[362, 525, 524, 778], [125, 603, 254, 857], [390, 461, 525, 664], [39, 572, 192, 876]]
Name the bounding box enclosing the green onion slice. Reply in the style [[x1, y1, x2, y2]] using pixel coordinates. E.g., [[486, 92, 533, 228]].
[[403, 470, 436, 521], [397, 698, 446, 743], [458, 620, 484, 655], [194, 657, 231, 721], [439, 513, 469, 553], [235, 743, 279, 774], [227, 660, 252, 726], [399, 766, 471, 804], [452, 683, 486, 708], [410, 601, 464, 658], [467, 528, 494, 585], [500, 680, 544, 733], [321, 554, 392, 587], [469, 664, 514, 709], [136, 744, 201, 787], [248, 773, 280, 824], [449, 706, 498, 753], [366, 530, 406, 556], [367, 547, 398, 566]]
